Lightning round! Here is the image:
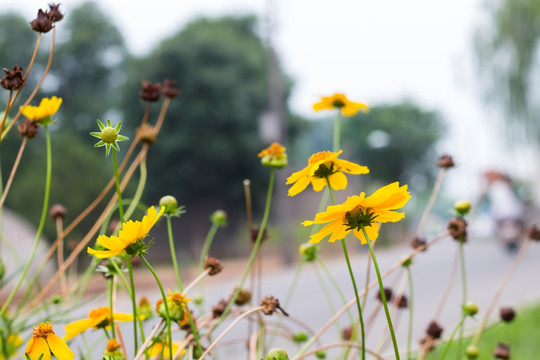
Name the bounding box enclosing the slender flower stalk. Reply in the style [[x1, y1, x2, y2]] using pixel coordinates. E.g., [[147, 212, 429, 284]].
[[198, 221, 220, 278], [333, 111, 341, 152], [109, 277, 116, 339], [0, 126, 52, 317], [112, 150, 125, 223], [457, 240, 468, 357], [439, 314, 466, 360], [0, 137, 28, 210], [167, 215, 184, 290], [406, 267, 414, 360], [362, 226, 400, 360]]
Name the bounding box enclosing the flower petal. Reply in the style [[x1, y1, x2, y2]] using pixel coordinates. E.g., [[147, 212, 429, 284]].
[[311, 178, 327, 192], [47, 334, 74, 360], [287, 176, 311, 197], [374, 209, 405, 223], [286, 167, 310, 185], [96, 235, 126, 251], [63, 319, 96, 340], [309, 219, 342, 243], [87, 247, 123, 259], [353, 222, 380, 244], [113, 313, 136, 322], [335, 159, 370, 175], [328, 171, 348, 191], [26, 337, 52, 360]]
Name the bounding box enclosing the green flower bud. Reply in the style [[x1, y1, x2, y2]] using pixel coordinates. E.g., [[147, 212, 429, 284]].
[[315, 350, 327, 359], [101, 127, 118, 144], [156, 292, 191, 322], [159, 195, 178, 214], [463, 301, 478, 317], [266, 348, 289, 360], [465, 344, 479, 358], [455, 200, 471, 216], [50, 294, 62, 304], [210, 210, 227, 226], [138, 296, 153, 319], [299, 242, 317, 262], [292, 332, 308, 343]]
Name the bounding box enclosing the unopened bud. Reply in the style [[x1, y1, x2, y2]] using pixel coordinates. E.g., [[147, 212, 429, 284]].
[[465, 345, 479, 358], [454, 200, 471, 216], [292, 332, 308, 343], [463, 301, 478, 317], [299, 242, 317, 262], [159, 195, 178, 215], [210, 210, 227, 226], [266, 348, 289, 360]]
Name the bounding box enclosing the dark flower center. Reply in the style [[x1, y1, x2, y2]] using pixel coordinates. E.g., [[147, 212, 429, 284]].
[[344, 207, 378, 231]]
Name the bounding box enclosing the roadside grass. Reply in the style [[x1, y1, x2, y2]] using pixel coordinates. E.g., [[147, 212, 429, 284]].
[[424, 302, 540, 359]]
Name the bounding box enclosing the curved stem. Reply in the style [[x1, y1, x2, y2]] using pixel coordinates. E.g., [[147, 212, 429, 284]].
[[167, 215, 184, 291], [199, 222, 220, 275], [363, 226, 400, 360], [406, 267, 414, 360], [217, 169, 275, 327], [127, 260, 139, 352], [0, 126, 52, 317], [140, 254, 173, 360], [415, 168, 446, 237], [0, 136, 27, 209], [112, 150, 124, 223], [109, 277, 116, 339], [457, 240, 467, 357], [123, 146, 148, 221], [440, 314, 465, 360]]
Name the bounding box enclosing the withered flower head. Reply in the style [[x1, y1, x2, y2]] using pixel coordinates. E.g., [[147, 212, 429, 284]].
[[525, 224, 540, 241], [260, 296, 288, 316], [341, 326, 353, 341], [211, 299, 227, 319], [448, 217, 467, 242], [17, 118, 39, 138], [137, 123, 157, 145], [31, 9, 54, 33], [139, 80, 161, 102], [49, 203, 67, 220], [162, 79, 179, 98], [233, 288, 252, 306], [499, 307, 516, 323], [375, 287, 393, 303], [397, 294, 408, 309], [437, 154, 455, 169], [410, 236, 427, 251], [251, 226, 268, 243], [48, 3, 64, 22], [204, 256, 223, 276], [426, 320, 443, 339], [493, 343, 510, 359], [1, 66, 25, 91]]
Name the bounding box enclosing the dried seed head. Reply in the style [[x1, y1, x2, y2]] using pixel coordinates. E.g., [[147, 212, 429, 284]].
[[47, 3, 64, 22], [499, 307, 516, 323], [426, 320, 443, 339], [341, 326, 353, 341], [139, 80, 161, 102], [437, 154, 455, 169], [233, 288, 252, 306], [1, 66, 25, 91], [17, 118, 39, 138], [31, 9, 54, 33], [448, 217, 467, 242], [525, 224, 540, 241], [375, 287, 393, 303], [251, 226, 268, 243], [204, 256, 223, 276], [137, 123, 157, 145], [211, 299, 227, 319], [260, 296, 288, 316], [49, 203, 67, 220], [397, 294, 408, 309], [410, 236, 427, 251], [493, 343, 510, 359], [161, 79, 179, 98]]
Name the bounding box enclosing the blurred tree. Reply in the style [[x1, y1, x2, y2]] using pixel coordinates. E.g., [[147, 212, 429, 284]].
[[475, 0, 540, 140], [341, 101, 445, 191]]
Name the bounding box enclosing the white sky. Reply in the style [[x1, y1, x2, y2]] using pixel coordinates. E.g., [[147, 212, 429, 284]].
[[5, 0, 536, 199]]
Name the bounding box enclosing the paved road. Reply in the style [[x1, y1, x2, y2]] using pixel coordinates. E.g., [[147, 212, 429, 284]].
[[65, 238, 540, 359]]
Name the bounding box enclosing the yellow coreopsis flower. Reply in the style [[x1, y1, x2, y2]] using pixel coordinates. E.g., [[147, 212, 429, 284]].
[[20, 96, 62, 123], [303, 182, 411, 244], [25, 322, 74, 360], [63, 306, 138, 340], [258, 142, 288, 169], [313, 93, 369, 116], [87, 206, 165, 258], [286, 150, 369, 196]]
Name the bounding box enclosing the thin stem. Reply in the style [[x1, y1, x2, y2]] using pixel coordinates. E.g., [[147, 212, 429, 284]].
[[406, 267, 414, 360], [55, 217, 67, 296], [109, 277, 116, 339], [112, 150, 124, 223], [457, 240, 467, 357], [133, 319, 164, 360], [201, 307, 263, 359], [440, 314, 466, 360], [140, 254, 173, 360], [434, 245, 460, 320], [167, 215, 184, 291], [127, 260, 139, 353], [0, 91, 13, 140], [217, 169, 275, 326], [363, 227, 400, 360], [123, 146, 148, 221], [199, 222, 220, 274], [312, 261, 342, 335], [415, 168, 446, 237], [183, 269, 210, 296], [333, 110, 342, 152], [0, 137, 27, 209], [0, 126, 52, 317]]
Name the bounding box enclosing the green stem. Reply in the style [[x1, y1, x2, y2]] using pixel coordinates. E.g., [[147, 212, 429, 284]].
[[109, 277, 116, 339], [128, 260, 141, 352], [363, 226, 400, 360], [112, 149, 124, 223], [0, 126, 52, 317], [440, 314, 466, 360], [457, 240, 467, 358], [167, 215, 184, 291], [199, 222, 220, 274], [312, 261, 342, 335], [217, 168, 275, 327], [140, 254, 173, 360], [406, 267, 414, 360], [333, 110, 342, 152], [123, 155, 147, 222]]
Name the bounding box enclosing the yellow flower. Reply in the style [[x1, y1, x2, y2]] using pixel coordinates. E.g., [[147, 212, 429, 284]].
[[20, 96, 62, 123], [286, 150, 369, 196], [63, 306, 138, 340], [313, 93, 369, 116], [25, 322, 74, 360], [303, 182, 411, 244], [258, 142, 288, 169], [87, 206, 165, 258], [149, 340, 184, 358]]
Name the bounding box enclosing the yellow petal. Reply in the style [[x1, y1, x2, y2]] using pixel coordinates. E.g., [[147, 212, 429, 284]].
[[328, 225, 351, 243], [63, 319, 96, 340], [286, 167, 310, 184], [335, 159, 370, 175], [47, 334, 74, 360], [26, 337, 52, 360], [375, 209, 406, 223], [287, 176, 311, 197], [311, 178, 327, 192], [119, 220, 141, 243], [328, 171, 348, 191], [87, 247, 122, 259], [353, 222, 379, 244], [96, 234, 126, 251], [309, 219, 342, 244], [113, 313, 135, 322]]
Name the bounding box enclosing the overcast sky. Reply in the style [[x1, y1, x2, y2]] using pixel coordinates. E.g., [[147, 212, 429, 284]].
[[5, 0, 535, 199]]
